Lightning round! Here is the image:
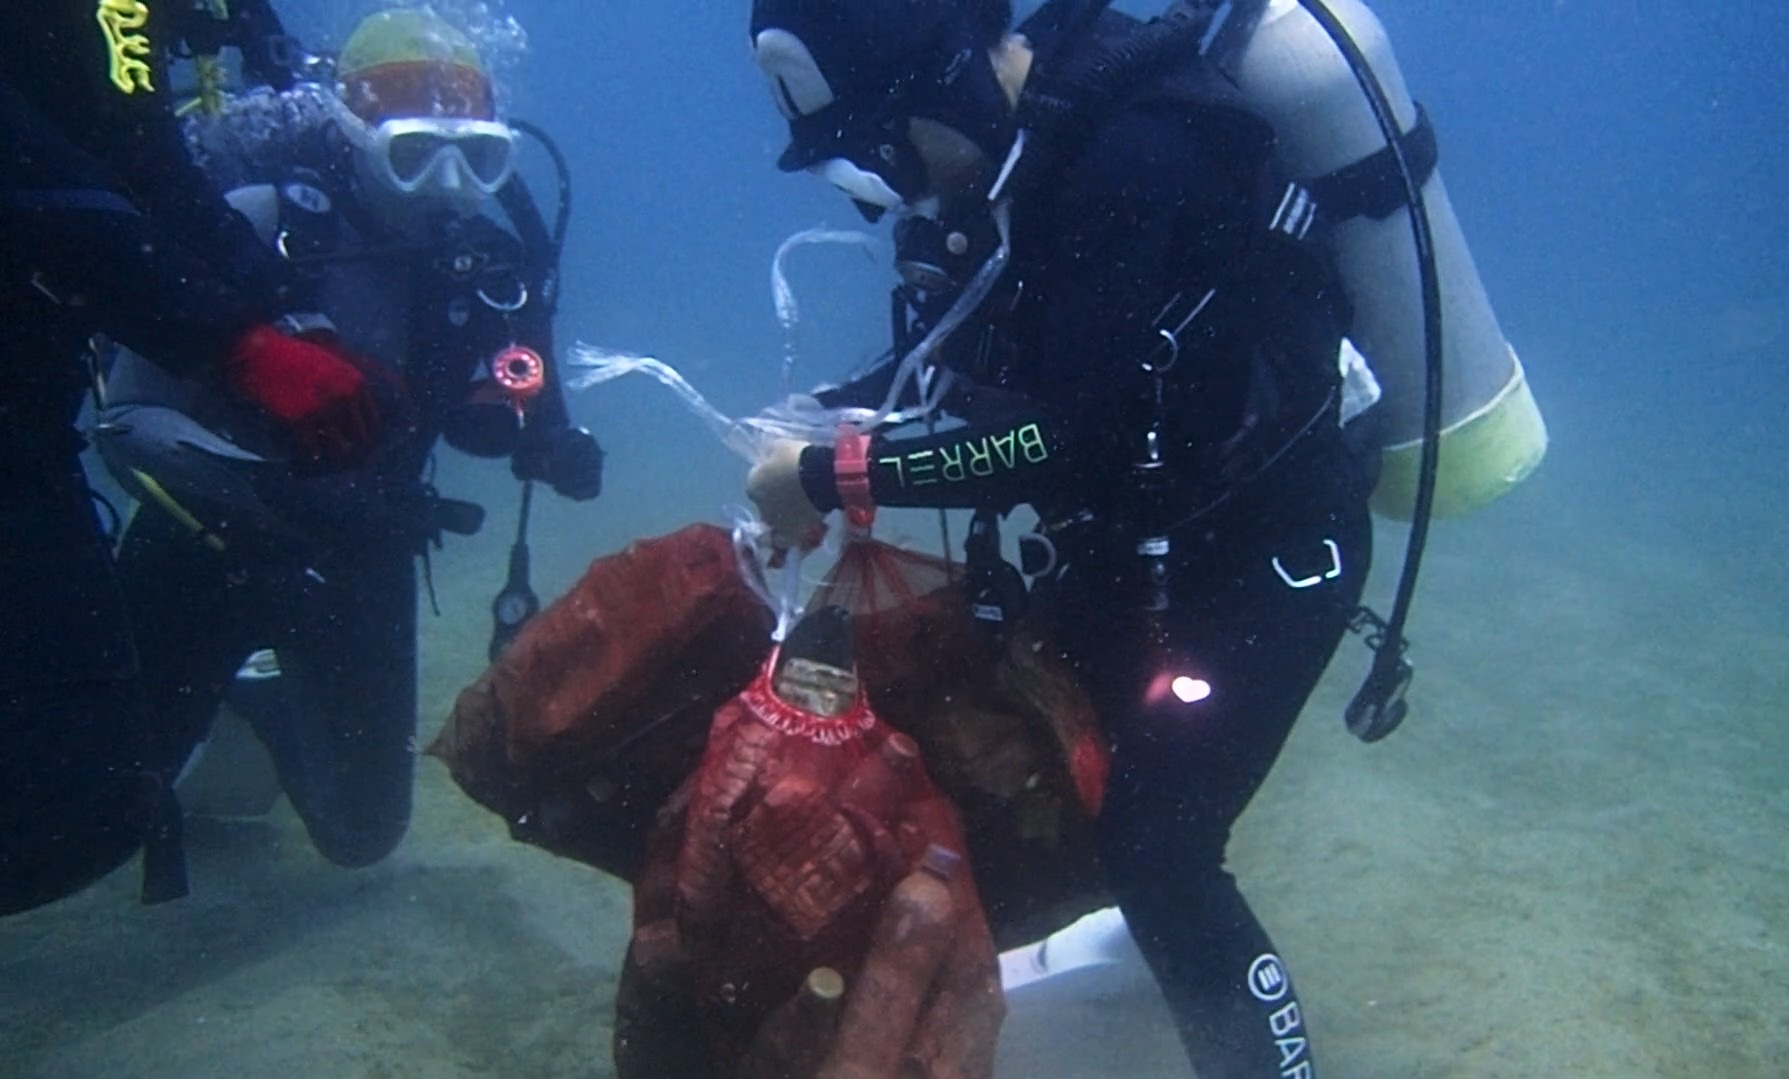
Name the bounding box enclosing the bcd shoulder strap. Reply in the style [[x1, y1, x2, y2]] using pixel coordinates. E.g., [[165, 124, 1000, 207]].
[[1014, 2, 1435, 227]]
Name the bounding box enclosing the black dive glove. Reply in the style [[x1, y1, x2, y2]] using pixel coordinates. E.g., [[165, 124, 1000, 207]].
[[513, 425, 605, 501]]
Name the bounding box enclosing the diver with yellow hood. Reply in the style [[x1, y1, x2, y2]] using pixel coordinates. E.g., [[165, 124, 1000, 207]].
[[93, 6, 603, 876]]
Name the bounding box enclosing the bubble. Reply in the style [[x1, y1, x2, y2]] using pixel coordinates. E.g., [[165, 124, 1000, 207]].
[[391, 0, 529, 74], [183, 83, 341, 189]]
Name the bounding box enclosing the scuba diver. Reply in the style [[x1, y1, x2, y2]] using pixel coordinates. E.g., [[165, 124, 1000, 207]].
[[1, 1, 382, 915], [92, 7, 604, 874], [738, 0, 1552, 1071]]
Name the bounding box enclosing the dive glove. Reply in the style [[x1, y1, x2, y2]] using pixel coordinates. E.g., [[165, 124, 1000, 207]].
[[225, 322, 382, 468], [747, 439, 824, 551], [512, 424, 605, 501]]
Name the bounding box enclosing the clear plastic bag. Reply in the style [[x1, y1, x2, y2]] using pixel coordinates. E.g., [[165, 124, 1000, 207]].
[[565, 206, 1013, 638]]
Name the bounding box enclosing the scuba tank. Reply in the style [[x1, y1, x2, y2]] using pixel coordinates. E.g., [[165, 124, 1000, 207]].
[[1227, 0, 1548, 519]]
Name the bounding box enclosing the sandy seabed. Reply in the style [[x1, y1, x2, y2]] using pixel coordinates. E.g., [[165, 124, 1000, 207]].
[[3, 403, 1785, 1078]]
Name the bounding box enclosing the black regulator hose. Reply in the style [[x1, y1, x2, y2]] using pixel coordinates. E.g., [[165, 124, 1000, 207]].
[[497, 118, 573, 320], [486, 119, 571, 660], [511, 119, 572, 255], [1292, 0, 1444, 743], [489, 479, 541, 662]]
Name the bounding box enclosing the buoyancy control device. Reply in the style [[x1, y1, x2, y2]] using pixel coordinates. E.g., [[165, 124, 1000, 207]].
[[911, 0, 1549, 741], [990, 0, 1547, 522]]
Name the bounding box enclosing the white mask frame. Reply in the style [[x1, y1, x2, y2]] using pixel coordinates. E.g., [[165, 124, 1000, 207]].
[[346, 115, 518, 198]]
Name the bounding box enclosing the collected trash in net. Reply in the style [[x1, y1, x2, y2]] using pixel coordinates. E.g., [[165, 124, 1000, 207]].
[[431, 523, 1111, 937], [431, 523, 773, 878], [617, 603, 1003, 1078], [431, 523, 1114, 1076]]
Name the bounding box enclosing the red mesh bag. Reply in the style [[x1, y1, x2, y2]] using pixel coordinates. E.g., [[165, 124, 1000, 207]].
[[433, 525, 1112, 941], [810, 536, 1113, 948], [430, 523, 774, 876], [616, 592, 1004, 1079]]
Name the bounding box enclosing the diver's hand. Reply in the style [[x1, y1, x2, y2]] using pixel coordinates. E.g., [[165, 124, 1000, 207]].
[[224, 323, 382, 468], [514, 424, 605, 501], [747, 439, 824, 550]]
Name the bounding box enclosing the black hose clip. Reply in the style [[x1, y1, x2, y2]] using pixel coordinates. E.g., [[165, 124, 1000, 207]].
[[1129, 426, 1175, 614], [425, 489, 486, 542], [964, 508, 1028, 642], [1344, 605, 1413, 742]]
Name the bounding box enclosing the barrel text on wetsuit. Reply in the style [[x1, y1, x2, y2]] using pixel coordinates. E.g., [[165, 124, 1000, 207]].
[[876, 422, 1049, 489]]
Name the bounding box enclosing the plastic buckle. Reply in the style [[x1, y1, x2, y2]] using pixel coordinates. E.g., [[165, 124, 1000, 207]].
[[1271, 538, 1343, 589], [1346, 654, 1413, 743], [1344, 605, 1413, 743], [834, 423, 875, 531]]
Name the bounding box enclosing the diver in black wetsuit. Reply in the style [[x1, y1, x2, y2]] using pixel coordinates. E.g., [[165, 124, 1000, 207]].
[[0, 0, 382, 916], [744, 1, 1378, 1074], [93, 8, 604, 873]]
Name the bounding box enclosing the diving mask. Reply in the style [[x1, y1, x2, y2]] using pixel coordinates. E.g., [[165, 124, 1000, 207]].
[[352, 116, 516, 198]]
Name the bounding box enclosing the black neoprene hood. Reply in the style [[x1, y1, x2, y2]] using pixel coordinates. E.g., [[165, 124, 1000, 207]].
[[750, 0, 1016, 175]]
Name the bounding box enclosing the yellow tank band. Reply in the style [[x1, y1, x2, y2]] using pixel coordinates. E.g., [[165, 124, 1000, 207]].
[[1371, 352, 1548, 520], [129, 468, 228, 552]]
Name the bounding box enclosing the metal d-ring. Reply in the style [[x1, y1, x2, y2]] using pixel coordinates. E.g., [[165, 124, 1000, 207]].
[[1154, 327, 1182, 372], [1017, 531, 1059, 579], [1144, 287, 1217, 375], [477, 279, 529, 312]]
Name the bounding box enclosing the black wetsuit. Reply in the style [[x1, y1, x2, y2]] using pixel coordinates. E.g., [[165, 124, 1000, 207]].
[[104, 115, 595, 870], [0, 2, 291, 915], [798, 46, 1374, 1079]]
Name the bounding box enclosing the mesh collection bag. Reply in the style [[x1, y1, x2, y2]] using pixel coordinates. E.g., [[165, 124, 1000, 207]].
[[431, 524, 1115, 1077], [616, 600, 1004, 1077], [431, 525, 1112, 938], [430, 523, 774, 878]]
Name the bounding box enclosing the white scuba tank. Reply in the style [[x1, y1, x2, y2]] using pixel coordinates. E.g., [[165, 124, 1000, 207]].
[[1229, 0, 1547, 518]]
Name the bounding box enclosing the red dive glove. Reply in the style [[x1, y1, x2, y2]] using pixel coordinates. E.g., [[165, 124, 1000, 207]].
[[225, 323, 382, 467]]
